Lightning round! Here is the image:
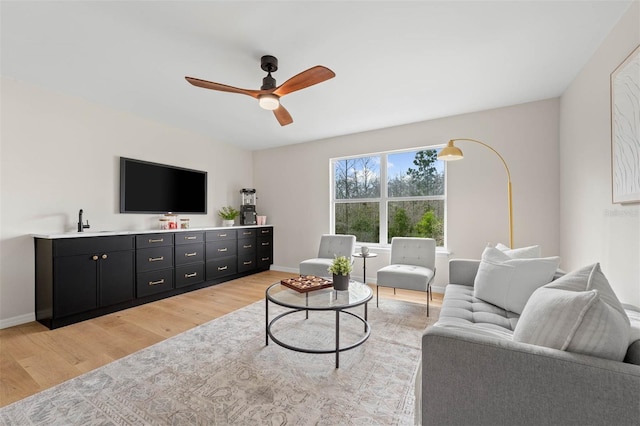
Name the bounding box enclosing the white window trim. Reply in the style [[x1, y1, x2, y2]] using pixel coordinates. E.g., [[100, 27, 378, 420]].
[[330, 146, 447, 249]]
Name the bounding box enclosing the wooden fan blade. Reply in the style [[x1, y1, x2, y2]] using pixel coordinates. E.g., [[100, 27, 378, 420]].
[[273, 104, 293, 126], [185, 76, 263, 99], [273, 66, 335, 97]]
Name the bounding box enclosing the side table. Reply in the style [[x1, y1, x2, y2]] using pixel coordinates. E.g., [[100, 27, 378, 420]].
[[353, 252, 378, 284]]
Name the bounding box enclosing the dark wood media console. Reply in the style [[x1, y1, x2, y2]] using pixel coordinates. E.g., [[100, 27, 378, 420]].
[[34, 226, 273, 329]]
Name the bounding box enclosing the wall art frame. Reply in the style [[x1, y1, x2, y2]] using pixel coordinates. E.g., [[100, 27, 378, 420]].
[[611, 44, 640, 204]]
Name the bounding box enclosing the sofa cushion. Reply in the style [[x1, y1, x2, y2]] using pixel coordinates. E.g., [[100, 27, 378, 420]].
[[437, 284, 519, 333], [473, 246, 561, 314], [377, 264, 434, 292], [513, 263, 631, 362]]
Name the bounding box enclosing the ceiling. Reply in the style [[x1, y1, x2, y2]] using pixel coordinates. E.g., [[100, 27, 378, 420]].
[[1, 1, 633, 150]]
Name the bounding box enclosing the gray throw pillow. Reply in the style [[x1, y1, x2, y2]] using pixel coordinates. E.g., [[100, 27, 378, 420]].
[[513, 263, 630, 361], [474, 245, 560, 314]]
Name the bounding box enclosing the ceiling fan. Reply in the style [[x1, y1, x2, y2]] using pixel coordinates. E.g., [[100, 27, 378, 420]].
[[185, 55, 335, 126]]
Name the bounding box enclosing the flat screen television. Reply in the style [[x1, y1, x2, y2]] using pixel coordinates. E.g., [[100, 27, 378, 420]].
[[120, 157, 207, 214]]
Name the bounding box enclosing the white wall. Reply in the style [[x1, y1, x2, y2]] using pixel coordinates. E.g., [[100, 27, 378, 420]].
[[560, 1, 640, 306], [0, 78, 254, 327], [254, 98, 561, 290]]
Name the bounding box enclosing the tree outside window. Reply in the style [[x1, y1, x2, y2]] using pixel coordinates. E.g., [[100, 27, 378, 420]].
[[333, 148, 445, 246]]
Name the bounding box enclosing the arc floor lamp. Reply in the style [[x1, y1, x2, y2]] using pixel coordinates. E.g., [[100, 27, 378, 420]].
[[437, 138, 514, 248]]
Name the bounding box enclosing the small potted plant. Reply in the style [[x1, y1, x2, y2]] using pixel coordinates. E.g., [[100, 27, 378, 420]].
[[217, 206, 239, 227], [328, 255, 353, 291]]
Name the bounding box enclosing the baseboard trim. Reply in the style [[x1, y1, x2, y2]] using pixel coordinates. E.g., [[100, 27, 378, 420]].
[[270, 265, 299, 274], [432, 285, 445, 294], [0, 312, 35, 329]]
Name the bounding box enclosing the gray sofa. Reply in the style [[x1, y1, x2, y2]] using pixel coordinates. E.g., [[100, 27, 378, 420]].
[[419, 259, 640, 426]]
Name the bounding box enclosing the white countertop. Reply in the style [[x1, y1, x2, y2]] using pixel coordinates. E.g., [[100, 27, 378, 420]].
[[32, 224, 272, 239]]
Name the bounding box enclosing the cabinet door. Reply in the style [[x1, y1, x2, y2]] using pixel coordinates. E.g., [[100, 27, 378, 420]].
[[99, 250, 134, 306], [54, 255, 98, 317]]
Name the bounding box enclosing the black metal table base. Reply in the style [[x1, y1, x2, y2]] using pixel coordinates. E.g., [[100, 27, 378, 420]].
[[265, 301, 370, 368]]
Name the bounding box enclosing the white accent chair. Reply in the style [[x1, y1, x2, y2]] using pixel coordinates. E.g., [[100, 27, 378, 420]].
[[299, 234, 356, 278], [376, 237, 436, 315]]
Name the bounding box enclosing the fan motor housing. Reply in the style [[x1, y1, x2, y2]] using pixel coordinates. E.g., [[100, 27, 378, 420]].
[[261, 55, 278, 73], [260, 55, 278, 90]]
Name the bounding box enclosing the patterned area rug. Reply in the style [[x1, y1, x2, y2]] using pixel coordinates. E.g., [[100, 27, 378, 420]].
[[0, 299, 438, 425]]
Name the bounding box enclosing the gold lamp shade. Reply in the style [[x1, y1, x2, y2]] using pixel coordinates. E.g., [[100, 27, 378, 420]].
[[437, 140, 464, 161]]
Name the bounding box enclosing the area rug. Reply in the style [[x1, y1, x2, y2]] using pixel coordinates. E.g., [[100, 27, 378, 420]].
[[0, 299, 438, 425]]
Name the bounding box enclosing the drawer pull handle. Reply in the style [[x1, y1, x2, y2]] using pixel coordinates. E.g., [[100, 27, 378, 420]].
[[243, 244, 252, 249], [261, 242, 270, 246], [185, 272, 197, 278], [217, 266, 228, 271], [243, 231, 251, 235], [101, 254, 108, 260], [261, 257, 270, 261], [218, 248, 228, 252], [92, 255, 99, 261], [149, 256, 164, 262], [185, 252, 197, 257], [243, 261, 252, 265], [261, 230, 269, 234], [149, 238, 164, 243], [219, 233, 227, 237], [185, 236, 197, 240], [149, 279, 165, 286]]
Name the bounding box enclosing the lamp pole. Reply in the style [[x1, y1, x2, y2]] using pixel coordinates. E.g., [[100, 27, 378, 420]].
[[443, 138, 514, 248]]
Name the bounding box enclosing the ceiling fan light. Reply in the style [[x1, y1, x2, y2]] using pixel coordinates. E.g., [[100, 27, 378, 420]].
[[437, 140, 464, 161], [258, 94, 280, 110]]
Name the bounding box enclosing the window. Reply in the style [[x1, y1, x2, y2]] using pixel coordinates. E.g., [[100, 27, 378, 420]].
[[332, 148, 445, 246]]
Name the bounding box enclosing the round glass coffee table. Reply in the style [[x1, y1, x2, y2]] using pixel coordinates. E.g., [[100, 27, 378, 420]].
[[265, 279, 372, 368]]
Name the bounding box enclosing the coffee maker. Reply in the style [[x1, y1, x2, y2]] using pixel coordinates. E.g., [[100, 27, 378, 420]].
[[240, 188, 257, 225]]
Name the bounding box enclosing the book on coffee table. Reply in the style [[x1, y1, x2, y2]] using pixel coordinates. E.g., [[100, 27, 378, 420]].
[[280, 275, 333, 293]]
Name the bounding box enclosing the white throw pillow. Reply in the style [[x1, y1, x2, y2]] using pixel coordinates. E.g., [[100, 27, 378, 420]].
[[513, 263, 630, 361], [474, 245, 560, 314], [496, 243, 542, 259]]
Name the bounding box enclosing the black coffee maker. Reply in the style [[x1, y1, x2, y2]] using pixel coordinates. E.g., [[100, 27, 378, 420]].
[[240, 188, 257, 225]]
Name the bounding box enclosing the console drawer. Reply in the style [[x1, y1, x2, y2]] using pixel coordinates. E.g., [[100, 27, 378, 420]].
[[174, 232, 205, 245], [175, 263, 205, 288], [136, 233, 174, 249], [206, 240, 237, 259], [257, 253, 273, 270], [206, 257, 237, 280], [206, 229, 237, 242], [175, 243, 204, 266], [136, 246, 174, 273], [257, 227, 273, 237], [136, 269, 174, 297], [237, 238, 256, 255], [238, 253, 257, 273], [257, 236, 272, 251], [238, 229, 256, 239]]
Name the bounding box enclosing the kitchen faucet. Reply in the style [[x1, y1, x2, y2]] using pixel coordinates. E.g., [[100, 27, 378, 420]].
[[77, 209, 90, 232]]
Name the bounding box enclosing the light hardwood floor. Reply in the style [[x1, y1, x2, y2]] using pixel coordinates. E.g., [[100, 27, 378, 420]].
[[0, 270, 442, 408]]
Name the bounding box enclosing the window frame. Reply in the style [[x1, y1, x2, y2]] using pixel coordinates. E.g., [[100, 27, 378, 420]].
[[330, 146, 447, 248]]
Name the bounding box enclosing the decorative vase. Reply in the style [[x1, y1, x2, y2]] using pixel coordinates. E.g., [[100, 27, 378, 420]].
[[332, 273, 350, 291], [222, 219, 234, 227], [361, 246, 369, 255]]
